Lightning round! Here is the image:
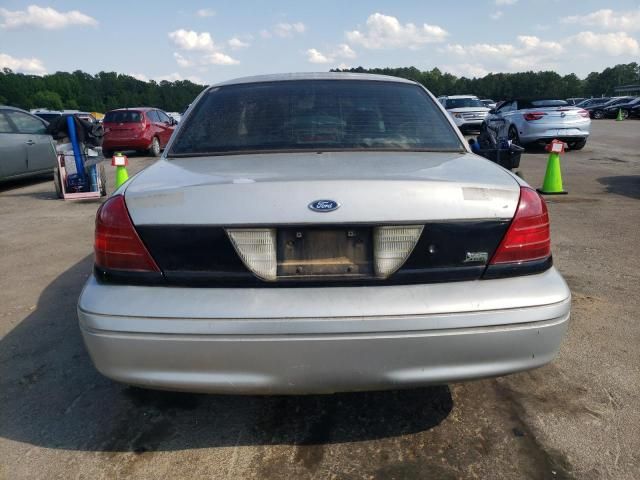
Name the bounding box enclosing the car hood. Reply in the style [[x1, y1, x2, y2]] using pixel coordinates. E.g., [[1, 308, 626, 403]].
[[124, 151, 520, 226]]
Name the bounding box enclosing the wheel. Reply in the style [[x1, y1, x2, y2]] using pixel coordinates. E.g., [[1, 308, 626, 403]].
[[592, 110, 604, 119], [621, 110, 629, 120], [508, 126, 521, 147], [53, 166, 63, 199], [102, 149, 113, 159], [99, 163, 107, 196], [148, 137, 161, 157], [569, 138, 587, 150]]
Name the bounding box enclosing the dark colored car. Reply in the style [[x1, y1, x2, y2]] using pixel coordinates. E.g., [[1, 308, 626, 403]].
[[601, 97, 640, 119], [102, 108, 176, 157], [630, 103, 640, 119], [0, 106, 57, 182], [575, 97, 610, 108], [586, 97, 635, 119]]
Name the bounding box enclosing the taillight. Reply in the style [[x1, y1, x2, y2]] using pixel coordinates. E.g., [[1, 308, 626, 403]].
[[578, 109, 589, 118], [523, 112, 546, 121], [490, 187, 550, 264], [95, 195, 160, 272]]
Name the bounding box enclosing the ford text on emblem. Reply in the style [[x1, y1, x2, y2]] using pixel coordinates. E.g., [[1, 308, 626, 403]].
[[309, 200, 340, 212]]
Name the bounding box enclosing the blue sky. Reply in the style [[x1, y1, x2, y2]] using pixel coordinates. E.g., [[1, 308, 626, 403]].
[[1, 1, 639, 85]]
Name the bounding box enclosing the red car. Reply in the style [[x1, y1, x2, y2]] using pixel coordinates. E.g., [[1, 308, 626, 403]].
[[102, 108, 176, 158]]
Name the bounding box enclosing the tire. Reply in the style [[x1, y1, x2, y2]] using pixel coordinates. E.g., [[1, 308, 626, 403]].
[[569, 138, 587, 151], [508, 126, 521, 147], [593, 110, 604, 119], [621, 110, 629, 120], [53, 166, 63, 199], [148, 137, 161, 157], [99, 163, 107, 196]]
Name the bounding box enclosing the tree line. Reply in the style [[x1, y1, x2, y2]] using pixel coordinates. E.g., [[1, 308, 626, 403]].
[[0, 69, 205, 113], [333, 62, 640, 100], [1, 62, 638, 113]]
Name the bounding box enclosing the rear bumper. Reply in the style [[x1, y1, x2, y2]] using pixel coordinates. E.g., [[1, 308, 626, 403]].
[[518, 121, 590, 144], [78, 268, 571, 394], [102, 136, 151, 151]]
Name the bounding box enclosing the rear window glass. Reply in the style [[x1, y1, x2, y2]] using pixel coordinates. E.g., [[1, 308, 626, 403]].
[[445, 98, 483, 109], [104, 111, 142, 123], [35, 113, 61, 122], [170, 80, 463, 156], [519, 100, 568, 109]]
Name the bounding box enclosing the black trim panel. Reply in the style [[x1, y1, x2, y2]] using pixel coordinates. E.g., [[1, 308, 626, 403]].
[[482, 256, 553, 279]]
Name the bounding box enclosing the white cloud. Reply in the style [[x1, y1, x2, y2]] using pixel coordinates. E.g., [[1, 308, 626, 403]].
[[562, 8, 640, 31], [495, 0, 517, 5], [0, 5, 97, 29], [259, 29, 272, 39], [306, 43, 356, 64], [168, 29, 216, 52], [445, 35, 564, 72], [202, 52, 239, 65], [0, 52, 46, 74], [490, 11, 503, 20], [441, 63, 490, 78], [228, 37, 250, 49], [272, 22, 306, 38], [157, 72, 204, 84], [196, 8, 215, 18], [129, 72, 148, 82], [346, 13, 448, 50], [169, 28, 239, 66], [568, 31, 640, 56]]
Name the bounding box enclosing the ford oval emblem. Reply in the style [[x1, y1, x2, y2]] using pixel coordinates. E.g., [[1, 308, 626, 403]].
[[308, 199, 340, 212]]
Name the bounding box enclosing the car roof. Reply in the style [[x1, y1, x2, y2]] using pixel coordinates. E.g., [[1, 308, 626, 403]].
[[440, 95, 478, 99], [210, 72, 418, 88], [107, 107, 157, 112], [1, 105, 33, 113]]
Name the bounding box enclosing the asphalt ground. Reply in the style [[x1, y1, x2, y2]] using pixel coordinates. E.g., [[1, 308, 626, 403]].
[[0, 120, 639, 479]]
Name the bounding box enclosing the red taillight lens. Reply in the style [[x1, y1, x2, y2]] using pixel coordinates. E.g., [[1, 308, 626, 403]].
[[95, 195, 160, 272], [490, 187, 551, 264], [578, 109, 589, 118], [523, 112, 546, 121]]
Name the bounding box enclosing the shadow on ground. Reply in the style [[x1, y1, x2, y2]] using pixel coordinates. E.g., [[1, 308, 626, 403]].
[[598, 175, 640, 200], [0, 256, 453, 453], [0, 173, 52, 193]]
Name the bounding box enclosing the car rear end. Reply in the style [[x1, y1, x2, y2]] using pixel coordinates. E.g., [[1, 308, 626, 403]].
[[443, 96, 490, 132], [516, 104, 590, 146], [78, 75, 570, 394], [102, 109, 151, 153]]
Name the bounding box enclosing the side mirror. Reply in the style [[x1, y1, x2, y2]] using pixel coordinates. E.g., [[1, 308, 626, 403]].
[[488, 109, 496, 114]]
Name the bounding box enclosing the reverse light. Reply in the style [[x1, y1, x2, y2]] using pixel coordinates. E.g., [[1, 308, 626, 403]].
[[95, 195, 160, 272], [523, 112, 546, 121], [227, 229, 277, 281], [490, 187, 550, 264], [373, 225, 423, 277]]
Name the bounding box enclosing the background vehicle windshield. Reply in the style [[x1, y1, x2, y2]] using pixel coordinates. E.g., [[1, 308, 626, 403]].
[[170, 80, 463, 155], [104, 111, 142, 123], [445, 98, 484, 109]]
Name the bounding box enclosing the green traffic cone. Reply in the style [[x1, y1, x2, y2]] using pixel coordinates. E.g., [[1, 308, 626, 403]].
[[114, 166, 129, 189], [616, 108, 624, 121], [537, 152, 567, 195]]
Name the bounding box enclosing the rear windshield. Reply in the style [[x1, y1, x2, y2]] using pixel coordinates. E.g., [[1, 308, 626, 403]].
[[444, 98, 483, 109], [520, 100, 568, 109], [35, 113, 60, 122], [104, 110, 142, 123], [169, 80, 463, 156]]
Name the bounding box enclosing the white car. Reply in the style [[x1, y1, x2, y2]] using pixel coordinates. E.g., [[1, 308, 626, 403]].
[[438, 95, 490, 132]]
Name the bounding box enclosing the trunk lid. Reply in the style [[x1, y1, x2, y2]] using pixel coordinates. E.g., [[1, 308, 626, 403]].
[[125, 151, 520, 226]]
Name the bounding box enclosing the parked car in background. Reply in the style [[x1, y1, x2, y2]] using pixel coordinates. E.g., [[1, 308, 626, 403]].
[[483, 99, 590, 150], [167, 112, 182, 123], [585, 97, 634, 119], [601, 97, 640, 119], [102, 108, 176, 158], [0, 106, 57, 181], [31, 109, 97, 124], [438, 95, 490, 132], [481, 99, 497, 109], [575, 97, 610, 109], [78, 73, 571, 394], [630, 102, 640, 119], [565, 98, 585, 106]]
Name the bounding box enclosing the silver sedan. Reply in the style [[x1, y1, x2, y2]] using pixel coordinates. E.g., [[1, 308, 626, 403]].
[[484, 99, 591, 150], [78, 73, 570, 394], [0, 106, 57, 182]]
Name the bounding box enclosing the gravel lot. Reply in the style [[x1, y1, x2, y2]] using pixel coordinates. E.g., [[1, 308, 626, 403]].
[[1, 120, 639, 479]]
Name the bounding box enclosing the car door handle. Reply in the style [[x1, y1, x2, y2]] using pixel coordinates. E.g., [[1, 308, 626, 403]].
[[25, 140, 35, 146]]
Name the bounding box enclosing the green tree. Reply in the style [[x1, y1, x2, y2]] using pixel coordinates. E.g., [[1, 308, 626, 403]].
[[31, 90, 64, 110]]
